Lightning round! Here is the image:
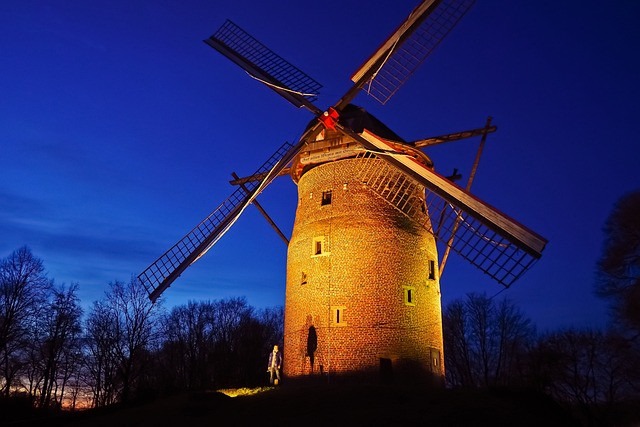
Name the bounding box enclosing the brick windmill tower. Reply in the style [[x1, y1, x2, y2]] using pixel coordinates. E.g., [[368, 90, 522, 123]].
[[138, 0, 547, 384], [283, 110, 445, 383]]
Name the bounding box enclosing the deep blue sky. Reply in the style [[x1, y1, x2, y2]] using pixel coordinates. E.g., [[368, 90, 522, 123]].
[[2, 1, 638, 332]]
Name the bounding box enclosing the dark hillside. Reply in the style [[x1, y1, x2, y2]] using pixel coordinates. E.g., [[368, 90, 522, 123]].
[[28, 384, 580, 427]]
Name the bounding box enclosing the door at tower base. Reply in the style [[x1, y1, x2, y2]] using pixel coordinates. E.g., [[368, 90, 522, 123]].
[[284, 156, 445, 385]]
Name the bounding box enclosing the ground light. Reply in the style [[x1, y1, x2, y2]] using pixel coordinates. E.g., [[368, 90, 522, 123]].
[[216, 387, 275, 397]]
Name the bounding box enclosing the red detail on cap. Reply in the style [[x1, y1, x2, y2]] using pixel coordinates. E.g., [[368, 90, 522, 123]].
[[319, 107, 340, 130]]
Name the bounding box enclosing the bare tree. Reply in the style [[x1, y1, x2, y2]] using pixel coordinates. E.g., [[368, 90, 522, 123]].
[[443, 293, 534, 388], [233, 306, 284, 386], [209, 297, 253, 387], [442, 300, 474, 386], [256, 305, 284, 358], [36, 283, 83, 408], [162, 300, 217, 390], [598, 332, 639, 403], [107, 277, 162, 403], [83, 276, 161, 406], [56, 340, 84, 410], [158, 299, 283, 390], [532, 329, 639, 407], [466, 293, 494, 386], [84, 300, 120, 407], [493, 297, 535, 386], [596, 189, 640, 339], [0, 246, 51, 397], [540, 330, 600, 406]]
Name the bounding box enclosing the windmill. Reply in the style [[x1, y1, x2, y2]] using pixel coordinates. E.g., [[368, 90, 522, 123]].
[[138, 0, 547, 384]]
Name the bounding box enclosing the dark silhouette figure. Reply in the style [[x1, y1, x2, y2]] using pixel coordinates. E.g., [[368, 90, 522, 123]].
[[306, 325, 318, 372]]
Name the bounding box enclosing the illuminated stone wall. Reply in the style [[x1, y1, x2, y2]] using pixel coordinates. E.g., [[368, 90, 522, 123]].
[[283, 157, 444, 383]]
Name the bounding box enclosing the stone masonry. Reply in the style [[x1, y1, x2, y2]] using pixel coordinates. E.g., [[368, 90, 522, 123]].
[[283, 155, 444, 384]]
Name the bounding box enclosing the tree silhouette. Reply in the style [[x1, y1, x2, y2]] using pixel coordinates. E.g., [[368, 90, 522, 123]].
[[85, 299, 120, 407], [84, 277, 162, 405], [37, 283, 83, 408], [161, 300, 217, 390], [0, 246, 51, 397], [157, 299, 283, 390], [596, 189, 640, 338], [443, 293, 534, 388]]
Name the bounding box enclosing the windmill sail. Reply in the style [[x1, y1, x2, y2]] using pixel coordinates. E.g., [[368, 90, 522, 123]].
[[349, 128, 546, 287], [139, 0, 545, 304], [350, 0, 475, 105], [139, 140, 297, 302], [205, 20, 323, 113]]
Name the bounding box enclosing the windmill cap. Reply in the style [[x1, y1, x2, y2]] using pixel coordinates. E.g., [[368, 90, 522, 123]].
[[304, 104, 406, 143]]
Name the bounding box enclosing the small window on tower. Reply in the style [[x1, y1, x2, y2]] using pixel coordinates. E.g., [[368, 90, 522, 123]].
[[428, 260, 436, 280], [403, 286, 416, 306], [331, 306, 347, 326], [312, 236, 329, 256], [321, 190, 332, 205], [301, 271, 307, 285]]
